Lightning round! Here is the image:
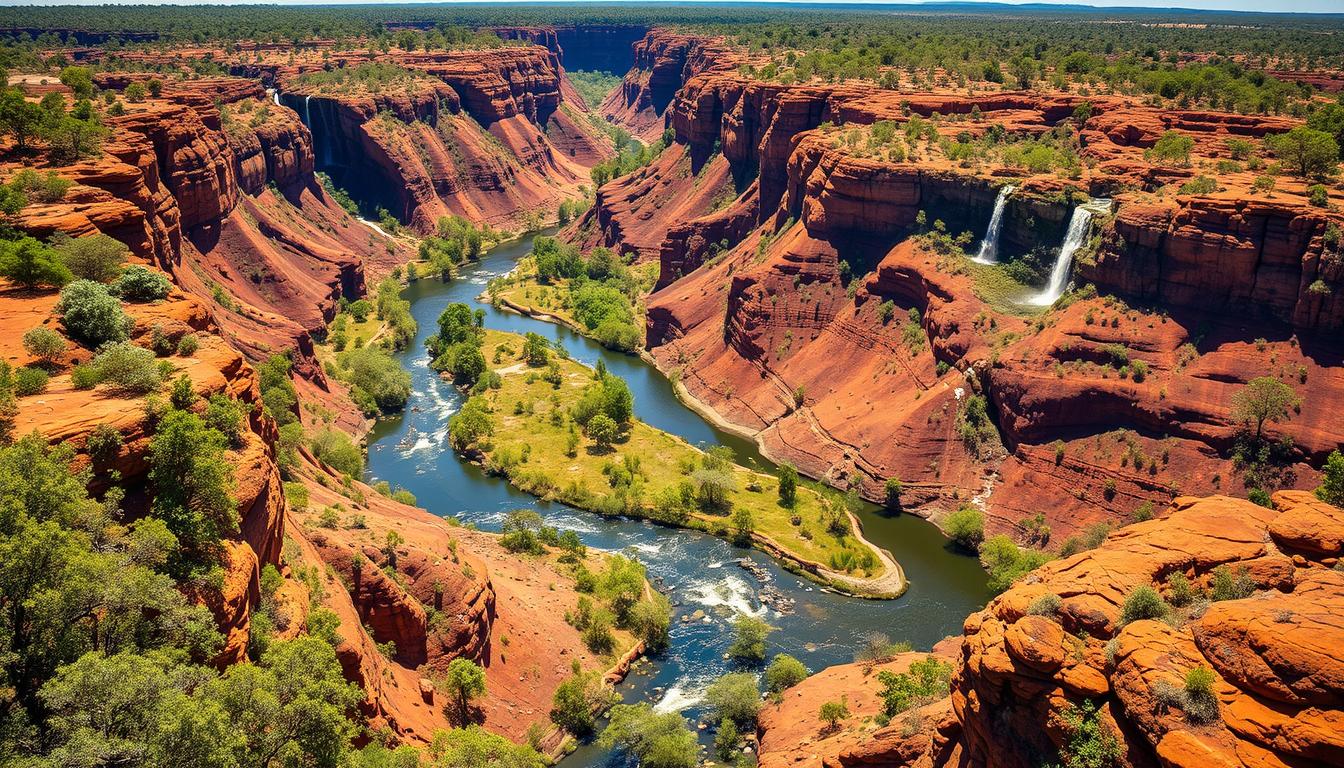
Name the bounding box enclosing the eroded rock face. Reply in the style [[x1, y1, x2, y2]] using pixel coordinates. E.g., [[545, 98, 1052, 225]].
[[588, 29, 1344, 544], [266, 45, 610, 233], [756, 493, 1344, 768]]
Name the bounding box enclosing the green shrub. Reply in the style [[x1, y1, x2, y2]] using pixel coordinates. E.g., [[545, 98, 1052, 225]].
[[13, 366, 48, 396], [70, 363, 100, 389], [91, 341, 162, 393], [115, 264, 172, 301], [1208, 565, 1255, 601], [1119, 585, 1171, 625], [57, 280, 131, 345], [22, 327, 66, 364], [944, 505, 984, 551], [55, 234, 127, 282], [1177, 175, 1217, 195], [876, 656, 952, 717], [1183, 666, 1220, 724], [1, 235, 72, 290], [765, 653, 809, 693], [1308, 184, 1330, 207], [1317, 449, 1344, 507], [338, 345, 410, 414], [204, 394, 246, 446], [84, 423, 123, 463], [176, 333, 199, 356], [705, 672, 760, 728], [980, 535, 1053, 593], [728, 614, 773, 664], [310, 428, 363, 477]]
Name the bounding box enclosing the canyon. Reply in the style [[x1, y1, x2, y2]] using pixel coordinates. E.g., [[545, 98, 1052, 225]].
[[3, 10, 1343, 768], [580, 29, 1344, 544]]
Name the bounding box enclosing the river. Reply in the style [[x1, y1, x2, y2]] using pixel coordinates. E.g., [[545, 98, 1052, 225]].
[[363, 233, 992, 765]]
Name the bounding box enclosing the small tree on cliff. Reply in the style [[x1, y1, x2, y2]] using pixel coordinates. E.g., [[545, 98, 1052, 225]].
[[1317, 450, 1344, 507], [777, 462, 798, 507], [443, 657, 486, 726], [1231, 377, 1299, 441], [1266, 126, 1339, 181]]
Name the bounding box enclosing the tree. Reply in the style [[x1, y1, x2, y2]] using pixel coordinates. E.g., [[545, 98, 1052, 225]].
[[819, 699, 849, 731], [0, 236, 71, 289], [521, 332, 549, 367], [598, 704, 698, 768], [1146, 130, 1194, 167], [149, 410, 236, 574], [56, 279, 130, 345], [777, 462, 798, 507], [448, 397, 492, 452], [124, 82, 147, 103], [500, 509, 545, 554], [727, 614, 772, 664], [944, 505, 984, 552], [56, 233, 128, 282], [599, 554, 646, 624], [884, 477, 903, 509], [22, 326, 66, 364], [586, 413, 618, 451], [43, 101, 108, 163], [59, 66, 95, 99], [550, 670, 617, 737], [0, 87, 45, 151], [310, 427, 364, 476], [1307, 103, 1344, 159], [705, 672, 761, 728], [1317, 449, 1344, 507], [443, 657, 486, 726], [765, 653, 809, 694], [1231, 376, 1299, 440], [1266, 126, 1339, 180], [980, 535, 1053, 594], [428, 726, 545, 768]]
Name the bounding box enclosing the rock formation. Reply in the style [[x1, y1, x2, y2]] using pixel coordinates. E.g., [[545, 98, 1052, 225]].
[[758, 491, 1344, 768]]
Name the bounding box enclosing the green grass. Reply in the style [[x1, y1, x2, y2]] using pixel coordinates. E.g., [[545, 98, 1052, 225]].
[[464, 330, 884, 579]]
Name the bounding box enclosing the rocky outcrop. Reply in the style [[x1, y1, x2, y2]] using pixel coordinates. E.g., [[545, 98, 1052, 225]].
[[1080, 196, 1344, 333], [758, 492, 1344, 768], [1, 286, 286, 666]]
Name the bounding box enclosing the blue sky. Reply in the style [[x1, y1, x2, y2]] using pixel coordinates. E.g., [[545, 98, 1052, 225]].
[[11, 0, 1344, 13]]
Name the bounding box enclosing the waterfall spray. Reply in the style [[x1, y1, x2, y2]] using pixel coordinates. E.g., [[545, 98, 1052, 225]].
[[1027, 199, 1109, 307], [972, 185, 1015, 265]]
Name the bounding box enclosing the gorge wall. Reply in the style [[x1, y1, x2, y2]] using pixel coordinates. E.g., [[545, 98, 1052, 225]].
[[583, 28, 1344, 545]]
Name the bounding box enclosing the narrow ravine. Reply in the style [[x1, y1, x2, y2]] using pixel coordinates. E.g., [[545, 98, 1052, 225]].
[[364, 233, 991, 765]]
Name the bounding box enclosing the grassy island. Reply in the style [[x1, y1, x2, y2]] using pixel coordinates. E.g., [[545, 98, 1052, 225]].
[[429, 309, 905, 597]]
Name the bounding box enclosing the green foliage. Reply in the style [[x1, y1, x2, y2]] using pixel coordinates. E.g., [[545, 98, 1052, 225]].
[[115, 264, 173, 301], [980, 535, 1054, 593], [1146, 131, 1194, 166], [567, 69, 623, 108], [1177, 175, 1217, 195], [818, 698, 850, 730], [442, 657, 486, 726], [728, 614, 773, 664], [1317, 449, 1344, 507], [54, 233, 127, 282], [955, 394, 998, 458], [309, 430, 364, 481], [550, 670, 618, 737], [500, 509, 546, 554], [876, 656, 952, 718], [1231, 376, 1299, 439], [91, 341, 162, 393], [428, 725, 545, 768], [573, 373, 634, 428], [0, 236, 71, 290], [777, 462, 798, 507], [338, 345, 411, 414], [13, 366, 47, 396], [149, 409, 236, 575], [765, 653, 809, 693], [944, 505, 984, 552], [1209, 564, 1255, 601], [599, 703, 698, 768], [257, 354, 298, 426], [706, 672, 761, 728], [1182, 666, 1220, 724], [21, 327, 64, 364], [1266, 126, 1339, 179], [1053, 700, 1121, 768], [57, 279, 130, 345], [1119, 585, 1171, 626]]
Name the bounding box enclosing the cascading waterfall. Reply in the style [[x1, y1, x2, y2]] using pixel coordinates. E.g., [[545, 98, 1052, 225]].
[[1027, 199, 1108, 306], [302, 95, 312, 130], [972, 185, 1015, 264]]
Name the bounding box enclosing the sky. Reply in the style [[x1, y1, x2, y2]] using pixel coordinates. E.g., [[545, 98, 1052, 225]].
[[9, 0, 1344, 14]]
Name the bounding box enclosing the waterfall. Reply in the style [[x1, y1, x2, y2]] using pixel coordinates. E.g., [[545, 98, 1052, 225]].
[[972, 185, 1015, 264], [1026, 199, 1108, 307], [271, 90, 280, 107], [302, 94, 312, 128]]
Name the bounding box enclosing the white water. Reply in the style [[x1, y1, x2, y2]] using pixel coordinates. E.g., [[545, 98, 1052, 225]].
[[972, 185, 1015, 264], [268, 88, 281, 107], [302, 94, 312, 128], [1026, 199, 1106, 306], [357, 217, 394, 239]]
